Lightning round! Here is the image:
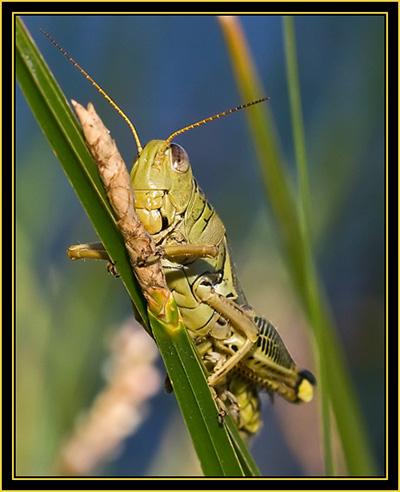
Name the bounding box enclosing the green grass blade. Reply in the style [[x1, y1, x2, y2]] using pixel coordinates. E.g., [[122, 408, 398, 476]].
[[219, 15, 377, 476], [16, 17, 260, 476], [282, 16, 334, 475], [282, 16, 377, 476], [223, 414, 261, 476]]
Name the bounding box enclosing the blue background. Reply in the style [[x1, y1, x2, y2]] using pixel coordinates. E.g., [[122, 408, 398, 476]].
[[16, 14, 384, 477]]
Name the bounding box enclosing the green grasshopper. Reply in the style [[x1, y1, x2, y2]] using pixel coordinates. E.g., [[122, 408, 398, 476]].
[[43, 31, 316, 439]]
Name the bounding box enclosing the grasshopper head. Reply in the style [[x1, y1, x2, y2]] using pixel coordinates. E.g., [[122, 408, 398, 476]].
[[130, 140, 194, 234]]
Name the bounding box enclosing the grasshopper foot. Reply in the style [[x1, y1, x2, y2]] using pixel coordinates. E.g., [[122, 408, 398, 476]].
[[107, 261, 120, 277]]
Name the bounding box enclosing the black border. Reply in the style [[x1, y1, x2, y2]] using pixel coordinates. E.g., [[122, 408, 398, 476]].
[[8, 2, 397, 489]]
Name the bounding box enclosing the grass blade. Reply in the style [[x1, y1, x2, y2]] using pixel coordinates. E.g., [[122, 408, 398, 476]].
[[149, 311, 260, 476], [282, 16, 334, 474]]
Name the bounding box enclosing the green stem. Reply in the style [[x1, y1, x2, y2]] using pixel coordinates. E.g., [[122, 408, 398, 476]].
[[283, 15, 334, 475]]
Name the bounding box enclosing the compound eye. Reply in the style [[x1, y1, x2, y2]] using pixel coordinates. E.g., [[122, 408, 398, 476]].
[[170, 143, 190, 173]]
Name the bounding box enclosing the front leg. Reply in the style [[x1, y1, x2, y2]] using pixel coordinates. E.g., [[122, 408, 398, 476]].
[[67, 241, 218, 262], [67, 241, 219, 277], [67, 242, 118, 275], [163, 243, 219, 260], [137, 243, 218, 266], [67, 242, 109, 261]]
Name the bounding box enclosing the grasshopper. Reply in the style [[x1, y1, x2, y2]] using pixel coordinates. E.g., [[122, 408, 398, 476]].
[[43, 31, 316, 439]]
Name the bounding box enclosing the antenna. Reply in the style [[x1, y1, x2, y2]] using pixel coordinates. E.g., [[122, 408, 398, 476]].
[[40, 29, 143, 153], [159, 97, 270, 155]]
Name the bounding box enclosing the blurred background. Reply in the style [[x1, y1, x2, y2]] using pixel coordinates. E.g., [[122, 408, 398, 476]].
[[16, 15, 384, 476]]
